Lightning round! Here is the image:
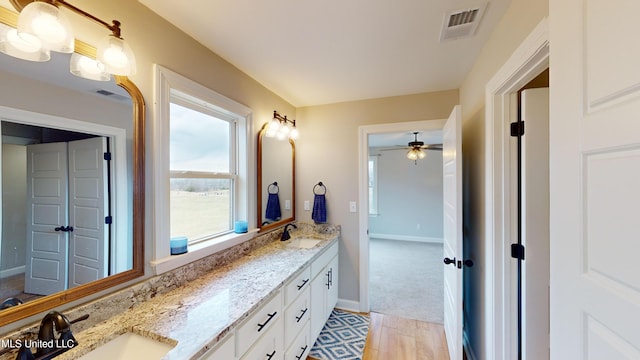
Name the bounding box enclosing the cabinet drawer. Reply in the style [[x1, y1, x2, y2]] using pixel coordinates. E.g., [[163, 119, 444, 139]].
[[311, 242, 338, 279], [241, 318, 283, 360], [284, 287, 310, 348], [237, 291, 283, 357], [284, 266, 311, 305], [284, 322, 311, 360]]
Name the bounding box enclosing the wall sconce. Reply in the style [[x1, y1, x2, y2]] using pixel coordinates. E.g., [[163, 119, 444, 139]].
[[265, 110, 299, 140], [0, 0, 137, 80]]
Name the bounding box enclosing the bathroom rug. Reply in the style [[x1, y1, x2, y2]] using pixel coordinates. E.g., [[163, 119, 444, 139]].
[[309, 309, 370, 360]]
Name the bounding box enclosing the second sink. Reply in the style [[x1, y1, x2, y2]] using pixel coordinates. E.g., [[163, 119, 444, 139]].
[[287, 238, 322, 249], [78, 332, 175, 360]]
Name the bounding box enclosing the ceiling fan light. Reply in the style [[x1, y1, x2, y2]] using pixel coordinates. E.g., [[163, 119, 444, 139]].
[[70, 52, 110, 81], [417, 148, 426, 159], [97, 35, 137, 76], [407, 149, 418, 160], [17, 1, 74, 53]]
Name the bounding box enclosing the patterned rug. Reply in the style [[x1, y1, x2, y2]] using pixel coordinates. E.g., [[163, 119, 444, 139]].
[[309, 309, 370, 360]]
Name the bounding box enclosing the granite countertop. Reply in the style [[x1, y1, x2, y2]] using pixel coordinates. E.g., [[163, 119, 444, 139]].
[[55, 229, 338, 360]]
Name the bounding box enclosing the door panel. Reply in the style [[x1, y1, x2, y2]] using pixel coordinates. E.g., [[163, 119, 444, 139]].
[[25, 142, 68, 295], [68, 137, 108, 287], [550, 0, 640, 357], [442, 105, 462, 360]]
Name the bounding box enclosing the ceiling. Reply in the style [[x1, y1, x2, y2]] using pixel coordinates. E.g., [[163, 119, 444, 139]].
[[138, 0, 511, 107]]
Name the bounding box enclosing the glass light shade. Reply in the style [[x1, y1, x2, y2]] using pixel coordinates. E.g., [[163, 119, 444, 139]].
[[265, 118, 280, 137], [407, 149, 418, 160], [17, 1, 74, 53], [97, 35, 137, 76], [0, 26, 50, 61], [276, 123, 290, 140], [417, 149, 426, 159], [70, 52, 110, 81], [289, 126, 299, 140]]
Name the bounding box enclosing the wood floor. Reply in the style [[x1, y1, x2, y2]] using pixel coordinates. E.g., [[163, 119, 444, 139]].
[[362, 312, 450, 360]]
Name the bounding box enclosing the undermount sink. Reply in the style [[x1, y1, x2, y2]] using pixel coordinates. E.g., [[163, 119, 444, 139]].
[[78, 332, 175, 360], [287, 238, 322, 249]]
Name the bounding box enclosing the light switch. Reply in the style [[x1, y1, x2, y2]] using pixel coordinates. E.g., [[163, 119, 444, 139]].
[[304, 200, 310, 211], [284, 199, 291, 210], [349, 201, 357, 213]]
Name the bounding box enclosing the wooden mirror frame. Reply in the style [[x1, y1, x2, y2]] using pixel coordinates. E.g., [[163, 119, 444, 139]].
[[257, 124, 295, 232], [0, 6, 145, 326]]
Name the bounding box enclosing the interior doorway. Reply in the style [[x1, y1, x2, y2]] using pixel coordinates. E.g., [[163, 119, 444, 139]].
[[357, 119, 447, 318], [367, 130, 444, 323]]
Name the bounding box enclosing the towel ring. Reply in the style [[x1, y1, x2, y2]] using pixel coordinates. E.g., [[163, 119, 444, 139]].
[[313, 181, 327, 195], [268, 182, 279, 194]]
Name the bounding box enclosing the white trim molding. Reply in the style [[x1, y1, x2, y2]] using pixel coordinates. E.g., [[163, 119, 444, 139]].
[[484, 17, 548, 360], [368, 233, 443, 244]]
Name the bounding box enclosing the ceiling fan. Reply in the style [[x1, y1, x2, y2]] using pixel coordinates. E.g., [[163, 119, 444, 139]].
[[379, 132, 443, 163]]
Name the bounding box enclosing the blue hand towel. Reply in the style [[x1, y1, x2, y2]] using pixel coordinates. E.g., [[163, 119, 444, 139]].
[[265, 193, 281, 221], [312, 193, 327, 224]]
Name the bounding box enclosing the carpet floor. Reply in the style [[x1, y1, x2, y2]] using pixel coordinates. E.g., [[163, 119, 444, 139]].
[[369, 238, 444, 324]]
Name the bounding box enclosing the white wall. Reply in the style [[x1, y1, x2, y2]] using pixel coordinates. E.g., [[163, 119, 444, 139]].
[[368, 147, 443, 241], [459, 0, 549, 358]]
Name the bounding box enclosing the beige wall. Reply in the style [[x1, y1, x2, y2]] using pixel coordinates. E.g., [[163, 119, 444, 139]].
[[296, 90, 458, 303], [459, 0, 548, 358]]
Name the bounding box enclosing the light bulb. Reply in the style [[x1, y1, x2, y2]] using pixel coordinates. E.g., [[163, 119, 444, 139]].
[[70, 53, 110, 81], [407, 149, 418, 160], [289, 127, 299, 140]]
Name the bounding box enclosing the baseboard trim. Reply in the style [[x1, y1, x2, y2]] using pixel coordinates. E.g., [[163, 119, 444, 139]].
[[0, 265, 25, 279], [335, 298, 360, 313], [369, 233, 443, 244], [463, 330, 478, 360]]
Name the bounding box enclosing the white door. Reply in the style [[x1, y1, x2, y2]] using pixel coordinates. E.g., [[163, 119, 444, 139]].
[[25, 142, 69, 295], [550, 1, 640, 358], [68, 137, 109, 287], [521, 88, 549, 360], [442, 105, 462, 360]]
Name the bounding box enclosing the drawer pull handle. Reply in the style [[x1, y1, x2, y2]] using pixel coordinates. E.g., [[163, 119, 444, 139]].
[[257, 311, 277, 332], [295, 308, 308, 323], [295, 345, 308, 360], [266, 350, 276, 360], [297, 278, 309, 290]]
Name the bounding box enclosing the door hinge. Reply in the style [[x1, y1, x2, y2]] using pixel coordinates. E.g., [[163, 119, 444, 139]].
[[510, 121, 525, 137], [104, 152, 112, 161], [105, 216, 113, 224], [511, 243, 525, 260]]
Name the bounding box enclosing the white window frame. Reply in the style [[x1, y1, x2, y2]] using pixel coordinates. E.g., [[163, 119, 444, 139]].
[[151, 65, 256, 274]]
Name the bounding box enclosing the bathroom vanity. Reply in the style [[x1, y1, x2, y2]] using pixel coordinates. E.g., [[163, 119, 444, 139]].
[[0, 223, 339, 360]]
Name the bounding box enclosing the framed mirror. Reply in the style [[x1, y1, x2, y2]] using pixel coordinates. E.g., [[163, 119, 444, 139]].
[[0, 5, 144, 326], [257, 124, 295, 232]]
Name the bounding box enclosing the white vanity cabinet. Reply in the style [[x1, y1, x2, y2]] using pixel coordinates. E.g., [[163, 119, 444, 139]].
[[198, 240, 338, 360], [310, 242, 339, 340]]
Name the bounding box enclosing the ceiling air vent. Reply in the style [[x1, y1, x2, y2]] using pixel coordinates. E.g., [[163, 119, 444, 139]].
[[440, 3, 487, 42]]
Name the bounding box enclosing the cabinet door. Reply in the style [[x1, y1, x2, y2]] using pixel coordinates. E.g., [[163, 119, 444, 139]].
[[310, 272, 327, 340], [241, 319, 284, 360], [326, 255, 339, 315]]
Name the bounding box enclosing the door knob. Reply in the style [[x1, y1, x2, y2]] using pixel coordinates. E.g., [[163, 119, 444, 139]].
[[443, 257, 456, 266], [464, 259, 474, 267]]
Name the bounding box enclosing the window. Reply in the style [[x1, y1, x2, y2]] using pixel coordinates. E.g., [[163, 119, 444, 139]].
[[169, 95, 236, 243], [153, 65, 254, 270], [368, 155, 379, 215]]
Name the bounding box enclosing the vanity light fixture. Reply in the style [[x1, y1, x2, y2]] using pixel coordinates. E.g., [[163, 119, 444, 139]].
[[265, 110, 299, 140], [0, 0, 137, 79]]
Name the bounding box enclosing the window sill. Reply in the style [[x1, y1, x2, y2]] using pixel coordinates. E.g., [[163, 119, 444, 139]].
[[150, 229, 259, 275]]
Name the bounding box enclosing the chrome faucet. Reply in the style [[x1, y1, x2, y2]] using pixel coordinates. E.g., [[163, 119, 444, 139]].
[[280, 223, 297, 241]]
